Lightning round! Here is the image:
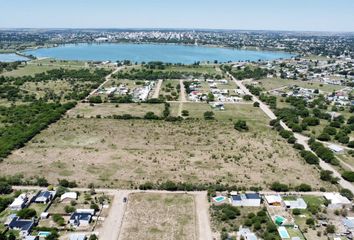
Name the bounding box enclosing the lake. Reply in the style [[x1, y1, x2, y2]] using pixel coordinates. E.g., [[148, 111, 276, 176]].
[[0, 53, 29, 62], [23, 43, 294, 64]]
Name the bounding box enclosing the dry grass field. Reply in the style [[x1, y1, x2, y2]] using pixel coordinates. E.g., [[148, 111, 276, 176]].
[[256, 78, 344, 92], [1, 114, 331, 190], [67, 103, 165, 118], [119, 193, 196, 240]]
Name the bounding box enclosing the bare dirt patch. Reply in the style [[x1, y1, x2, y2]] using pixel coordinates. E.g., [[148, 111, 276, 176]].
[[119, 193, 196, 240]]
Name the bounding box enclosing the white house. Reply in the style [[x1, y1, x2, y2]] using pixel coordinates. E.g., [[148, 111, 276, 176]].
[[237, 227, 258, 240], [264, 195, 283, 206], [60, 192, 78, 202], [284, 198, 307, 209], [69, 212, 93, 227], [324, 193, 351, 209], [9, 193, 28, 210], [230, 192, 261, 207]]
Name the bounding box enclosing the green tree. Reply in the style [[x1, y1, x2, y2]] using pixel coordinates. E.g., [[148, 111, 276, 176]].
[[234, 120, 249, 132], [203, 111, 214, 120]]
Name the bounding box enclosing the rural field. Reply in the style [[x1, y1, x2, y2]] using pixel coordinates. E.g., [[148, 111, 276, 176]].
[[1, 103, 331, 190], [256, 78, 344, 92], [119, 193, 196, 240], [67, 103, 165, 118]]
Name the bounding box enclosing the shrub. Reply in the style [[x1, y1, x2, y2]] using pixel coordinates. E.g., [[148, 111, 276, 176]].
[[144, 112, 159, 120], [52, 214, 65, 226], [181, 110, 189, 117], [296, 183, 312, 192], [292, 209, 301, 215], [287, 136, 296, 144], [348, 141, 354, 149], [64, 205, 76, 213], [279, 130, 293, 139], [253, 102, 260, 107], [17, 208, 37, 219], [340, 188, 354, 200], [234, 120, 249, 132], [203, 111, 215, 120], [317, 133, 331, 141], [0, 181, 12, 194], [270, 182, 289, 192], [342, 171, 354, 182], [306, 218, 315, 225], [293, 143, 305, 150], [300, 150, 319, 165]]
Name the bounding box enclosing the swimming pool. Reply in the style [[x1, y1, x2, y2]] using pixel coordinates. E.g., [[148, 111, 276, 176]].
[[278, 226, 290, 239], [38, 231, 51, 237], [213, 196, 226, 203]]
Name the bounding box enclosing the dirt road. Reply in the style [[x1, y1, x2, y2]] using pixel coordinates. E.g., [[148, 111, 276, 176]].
[[152, 79, 163, 98], [178, 79, 187, 116], [99, 190, 130, 240], [85, 66, 123, 101], [194, 192, 213, 240]]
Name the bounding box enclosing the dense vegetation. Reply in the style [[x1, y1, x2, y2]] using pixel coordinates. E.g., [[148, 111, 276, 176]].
[[0, 101, 76, 159], [0, 68, 110, 102]]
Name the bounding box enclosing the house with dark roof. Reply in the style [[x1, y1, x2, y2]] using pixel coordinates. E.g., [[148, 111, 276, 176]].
[[8, 216, 35, 236], [34, 191, 56, 204], [69, 212, 92, 227], [230, 192, 261, 207]]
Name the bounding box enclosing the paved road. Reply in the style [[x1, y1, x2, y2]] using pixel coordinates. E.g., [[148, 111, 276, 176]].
[[152, 79, 163, 99], [227, 72, 354, 193], [85, 66, 123, 101]]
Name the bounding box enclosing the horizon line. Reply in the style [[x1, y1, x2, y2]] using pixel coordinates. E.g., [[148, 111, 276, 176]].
[[0, 27, 353, 34]]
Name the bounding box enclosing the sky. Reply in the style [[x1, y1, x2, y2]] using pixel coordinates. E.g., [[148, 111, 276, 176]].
[[1, 0, 354, 32]]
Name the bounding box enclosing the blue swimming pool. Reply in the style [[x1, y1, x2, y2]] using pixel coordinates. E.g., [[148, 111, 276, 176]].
[[278, 227, 290, 239]]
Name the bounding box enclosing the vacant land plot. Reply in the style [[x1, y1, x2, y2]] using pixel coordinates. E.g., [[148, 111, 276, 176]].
[[67, 103, 165, 118], [164, 65, 219, 75], [257, 78, 344, 92], [119, 193, 196, 240], [183, 103, 267, 128], [1, 59, 87, 77], [2, 115, 331, 190]]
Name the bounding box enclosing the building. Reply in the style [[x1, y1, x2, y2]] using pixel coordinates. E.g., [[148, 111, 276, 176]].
[[264, 195, 283, 206], [9, 193, 28, 210], [69, 212, 92, 227], [60, 192, 78, 202], [69, 234, 87, 240], [237, 227, 258, 240], [284, 198, 307, 209], [34, 191, 56, 204], [230, 192, 261, 207], [324, 193, 351, 209], [8, 217, 35, 236], [328, 144, 344, 153]]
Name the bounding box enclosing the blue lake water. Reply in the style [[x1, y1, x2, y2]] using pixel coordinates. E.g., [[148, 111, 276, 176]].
[[0, 53, 29, 62], [24, 43, 294, 64]]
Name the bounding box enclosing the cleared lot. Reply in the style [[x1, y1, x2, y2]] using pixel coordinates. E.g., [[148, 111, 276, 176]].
[[2, 113, 330, 190], [67, 103, 165, 118], [119, 193, 196, 240]]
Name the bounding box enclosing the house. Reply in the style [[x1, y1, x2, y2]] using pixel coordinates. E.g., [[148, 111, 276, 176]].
[[69, 212, 92, 227], [34, 191, 56, 204], [328, 144, 344, 153], [8, 217, 35, 236], [9, 193, 28, 210], [230, 192, 261, 207], [324, 193, 351, 209], [25, 236, 39, 240], [60, 192, 78, 202], [237, 227, 258, 240], [264, 195, 283, 206], [284, 198, 307, 209], [69, 234, 87, 240], [342, 217, 354, 232]]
